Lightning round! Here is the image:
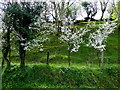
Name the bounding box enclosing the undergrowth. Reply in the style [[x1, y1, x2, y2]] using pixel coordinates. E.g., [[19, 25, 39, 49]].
[[2, 64, 120, 88]]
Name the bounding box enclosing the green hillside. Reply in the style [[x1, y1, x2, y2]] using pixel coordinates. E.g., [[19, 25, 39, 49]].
[[8, 22, 118, 65], [1, 21, 119, 88], [2, 64, 119, 88]]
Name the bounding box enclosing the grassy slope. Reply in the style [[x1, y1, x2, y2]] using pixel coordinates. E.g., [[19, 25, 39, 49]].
[[10, 28, 118, 65], [23, 21, 118, 65], [2, 64, 120, 88]]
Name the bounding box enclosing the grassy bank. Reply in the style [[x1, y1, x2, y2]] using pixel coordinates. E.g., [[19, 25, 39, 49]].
[[2, 64, 120, 88]]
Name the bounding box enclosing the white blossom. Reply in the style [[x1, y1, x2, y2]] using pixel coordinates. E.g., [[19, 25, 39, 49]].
[[40, 48, 43, 51], [88, 21, 117, 52], [59, 24, 89, 52]]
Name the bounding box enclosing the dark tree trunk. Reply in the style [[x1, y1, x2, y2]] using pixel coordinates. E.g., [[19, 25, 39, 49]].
[[8, 48, 11, 62], [46, 52, 49, 65], [68, 48, 71, 67], [2, 58, 4, 68], [2, 48, 10, 67], [2, 28, 11, 67], [100, 1, 108, 21], [6, 28, 11, 67], [5, 58, 10, 67], [19, 42, 26, 67], [100, 12, 104, 20], [68, 42, 71, 67]]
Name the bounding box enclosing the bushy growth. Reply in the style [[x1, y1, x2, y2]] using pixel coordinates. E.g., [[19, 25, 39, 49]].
[[2, 64, 119, 88]]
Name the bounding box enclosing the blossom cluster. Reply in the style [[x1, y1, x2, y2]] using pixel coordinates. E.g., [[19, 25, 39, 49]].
[[59, 25, 90, 52], [23, 37, 49, 51], [88, 22, 117, 52]]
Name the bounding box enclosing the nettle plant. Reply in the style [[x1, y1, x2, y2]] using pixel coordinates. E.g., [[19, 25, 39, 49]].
[[88, 21, 117, 66], [59, 25, 89, 66]]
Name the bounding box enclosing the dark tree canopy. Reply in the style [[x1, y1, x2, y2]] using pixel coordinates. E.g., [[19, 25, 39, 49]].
[[2, 2, 43, 67], [81, 1, 97, 21]]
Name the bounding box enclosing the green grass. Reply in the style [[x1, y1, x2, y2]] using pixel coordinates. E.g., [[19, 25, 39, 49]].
[[2, 64, 120, 88]]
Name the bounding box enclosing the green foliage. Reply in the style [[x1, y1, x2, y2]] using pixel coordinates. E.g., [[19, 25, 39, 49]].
[[81, 1, 90, 8], [3, 2, 43, 41], [2, 64, 120, 88], [1, 2, 45, 66]]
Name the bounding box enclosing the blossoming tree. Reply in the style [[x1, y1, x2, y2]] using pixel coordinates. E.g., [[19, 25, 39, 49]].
[[59, 25, 89, 66], [88, 21, 117, 66]]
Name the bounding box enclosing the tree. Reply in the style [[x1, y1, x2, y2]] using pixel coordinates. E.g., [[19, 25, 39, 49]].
[[88, 21, 117, 66], [42, 2, 50, 23], [60, 25, 89, 66], [1, 3, 13, 67], [50, 1, 77, 35], [2, 2, 43, 67], [90, 2, 97, 20], [50, 1, 63, 34], [1, 27, 11, 67], [99, 0, 109, 20], [55, 1, 88, 66], [81, 1, 91, 20], [81, 1, 98, 21]]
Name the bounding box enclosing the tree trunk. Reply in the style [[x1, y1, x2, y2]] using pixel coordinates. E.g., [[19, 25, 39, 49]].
[[68, 48, 70, 67], [2, 28, 11, 67], [46, 52, 49, 65], [100, 12, 104, 20], [6, 27, 11, 67], [19, 43, 26, 67], [100, 9, 107, 21], [101, 51, 104, 66], [2, 58, 4, 68], [68, 43, 71, 67], [8, 48, 11, 62], [96, 50, 100, 66], [2, 49, 10, 67], [6, 58, 10, 67]]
